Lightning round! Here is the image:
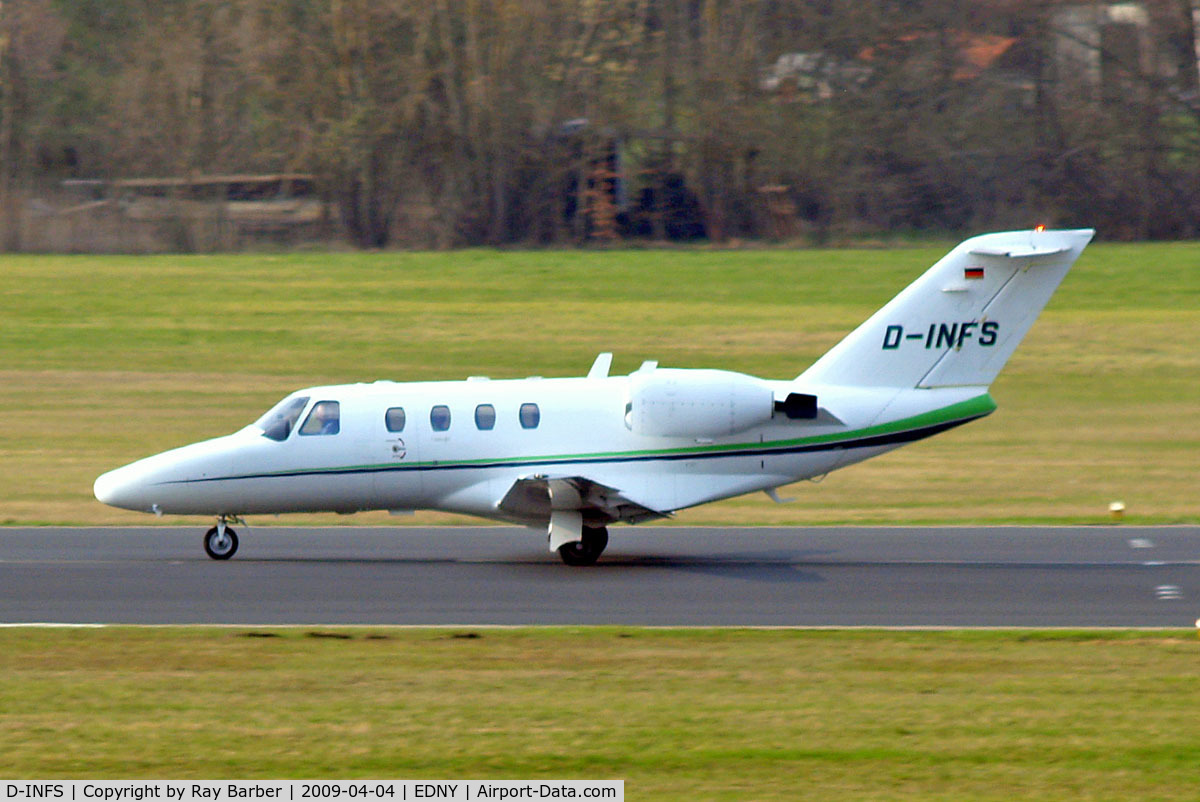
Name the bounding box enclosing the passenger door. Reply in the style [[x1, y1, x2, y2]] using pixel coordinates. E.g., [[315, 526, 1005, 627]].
[[374, 404, 423, 509]]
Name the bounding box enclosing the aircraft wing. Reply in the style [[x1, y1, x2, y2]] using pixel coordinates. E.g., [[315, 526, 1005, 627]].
[[498, 475, 669, 525]]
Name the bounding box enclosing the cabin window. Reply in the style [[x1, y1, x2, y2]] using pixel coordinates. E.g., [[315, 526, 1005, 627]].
[[299, 400, 340, 436], [385, 407, 406, 432], [519, 402, 540, 429], [430, 405, 451, 432], [256, 395, 310, 441], [475, 404, 496, 430]]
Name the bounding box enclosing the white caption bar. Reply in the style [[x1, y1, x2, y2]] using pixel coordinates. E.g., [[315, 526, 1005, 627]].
[[2, 782, 623, 802]]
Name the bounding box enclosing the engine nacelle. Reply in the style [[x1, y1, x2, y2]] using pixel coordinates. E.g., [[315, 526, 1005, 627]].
[[627, 369, 775, 438]]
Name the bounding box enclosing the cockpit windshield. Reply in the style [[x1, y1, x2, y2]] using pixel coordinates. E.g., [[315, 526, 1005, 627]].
[[254, 396, 310, 441]]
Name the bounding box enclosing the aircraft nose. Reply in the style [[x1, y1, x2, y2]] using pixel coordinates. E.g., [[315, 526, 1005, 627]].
[[93, 466, 152, 512]]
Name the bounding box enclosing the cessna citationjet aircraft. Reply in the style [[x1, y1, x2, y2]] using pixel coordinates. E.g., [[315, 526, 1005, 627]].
[[95, 228, 1093, 565]]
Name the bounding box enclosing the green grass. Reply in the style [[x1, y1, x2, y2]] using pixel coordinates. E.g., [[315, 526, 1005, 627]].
[[0, 627, 1197, 799], [1, 241, 1197, 525]]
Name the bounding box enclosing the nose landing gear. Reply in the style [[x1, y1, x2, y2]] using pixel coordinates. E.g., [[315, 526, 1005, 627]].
[[203, 516, 241, 560]]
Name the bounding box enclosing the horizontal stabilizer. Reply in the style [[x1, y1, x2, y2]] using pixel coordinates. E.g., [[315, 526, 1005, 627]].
[[969, 245, 1069, 259]]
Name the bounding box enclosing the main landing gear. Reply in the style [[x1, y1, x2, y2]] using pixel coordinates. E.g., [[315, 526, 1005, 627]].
[[558, 525, 609, 567], [203, 516, 240, 560]]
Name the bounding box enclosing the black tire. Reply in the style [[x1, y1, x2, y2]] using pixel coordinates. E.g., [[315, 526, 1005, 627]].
[[203, 526, 239, 560], [557, 525, 608, 566]]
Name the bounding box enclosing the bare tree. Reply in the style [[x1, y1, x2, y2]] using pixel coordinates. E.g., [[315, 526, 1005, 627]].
[[5, 0, 1199, 250], [253, 0, 435, 247], [0, 0, 64, 250]]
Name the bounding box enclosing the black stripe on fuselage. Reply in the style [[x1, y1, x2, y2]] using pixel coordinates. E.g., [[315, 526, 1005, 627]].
[[158, 413, 984, 487]]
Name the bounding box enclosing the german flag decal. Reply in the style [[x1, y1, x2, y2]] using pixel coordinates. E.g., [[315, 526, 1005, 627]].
[[964, 266, 985, 279]]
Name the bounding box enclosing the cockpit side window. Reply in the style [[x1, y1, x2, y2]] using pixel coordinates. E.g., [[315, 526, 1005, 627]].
[[300, 400, 341, 436], [256, 396, 310, 441]]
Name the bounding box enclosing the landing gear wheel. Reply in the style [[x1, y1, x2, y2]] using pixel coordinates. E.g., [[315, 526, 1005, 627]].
[[558, 525, 608, 566], [203, 525, 239, 560]]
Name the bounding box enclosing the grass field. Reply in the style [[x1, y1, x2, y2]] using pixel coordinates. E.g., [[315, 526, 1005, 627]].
[[0, 627, 1197, 799], [2, 246, 1199, 796], [1, 241, 1197, 526]]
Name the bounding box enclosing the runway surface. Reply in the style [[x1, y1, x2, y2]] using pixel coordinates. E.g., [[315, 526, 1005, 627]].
[[1, 526, 1197, 627]]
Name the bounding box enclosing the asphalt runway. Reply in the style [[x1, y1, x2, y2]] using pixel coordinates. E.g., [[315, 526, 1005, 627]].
[[0, 526, 1197, 627]]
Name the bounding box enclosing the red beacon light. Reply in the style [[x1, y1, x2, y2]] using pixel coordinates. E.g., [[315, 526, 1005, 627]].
[[1034, 224, 1047, 232]]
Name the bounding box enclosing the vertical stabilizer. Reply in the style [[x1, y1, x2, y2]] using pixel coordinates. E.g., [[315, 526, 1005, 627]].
[[798, 229, 1094, 389]]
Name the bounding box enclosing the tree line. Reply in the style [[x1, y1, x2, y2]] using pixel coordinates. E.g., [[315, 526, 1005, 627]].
[[2, 0, 1199, 250]]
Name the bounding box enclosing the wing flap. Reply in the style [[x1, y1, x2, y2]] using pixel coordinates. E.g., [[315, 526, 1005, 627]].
[[498, 475, 668, 525]]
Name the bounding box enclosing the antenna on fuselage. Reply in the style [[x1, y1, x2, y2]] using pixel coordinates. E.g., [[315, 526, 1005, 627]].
[[587, 352, 613, 379]]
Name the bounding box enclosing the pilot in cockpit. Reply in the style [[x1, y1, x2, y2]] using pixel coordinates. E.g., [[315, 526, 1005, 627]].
[[301, 401, 340, 436]]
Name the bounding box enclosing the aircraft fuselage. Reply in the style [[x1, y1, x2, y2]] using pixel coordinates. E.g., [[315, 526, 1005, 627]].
[[93, 372, 992, 525]]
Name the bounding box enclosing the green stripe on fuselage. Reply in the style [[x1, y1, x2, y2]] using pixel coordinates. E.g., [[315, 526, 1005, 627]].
[[228, 393, 997, 480]]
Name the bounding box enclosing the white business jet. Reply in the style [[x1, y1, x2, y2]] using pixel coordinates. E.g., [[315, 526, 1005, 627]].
[[95, 228, 1093, 565]]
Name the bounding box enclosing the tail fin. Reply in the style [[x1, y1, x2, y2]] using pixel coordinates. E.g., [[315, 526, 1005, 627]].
[[798, 228, 1094, 388]]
